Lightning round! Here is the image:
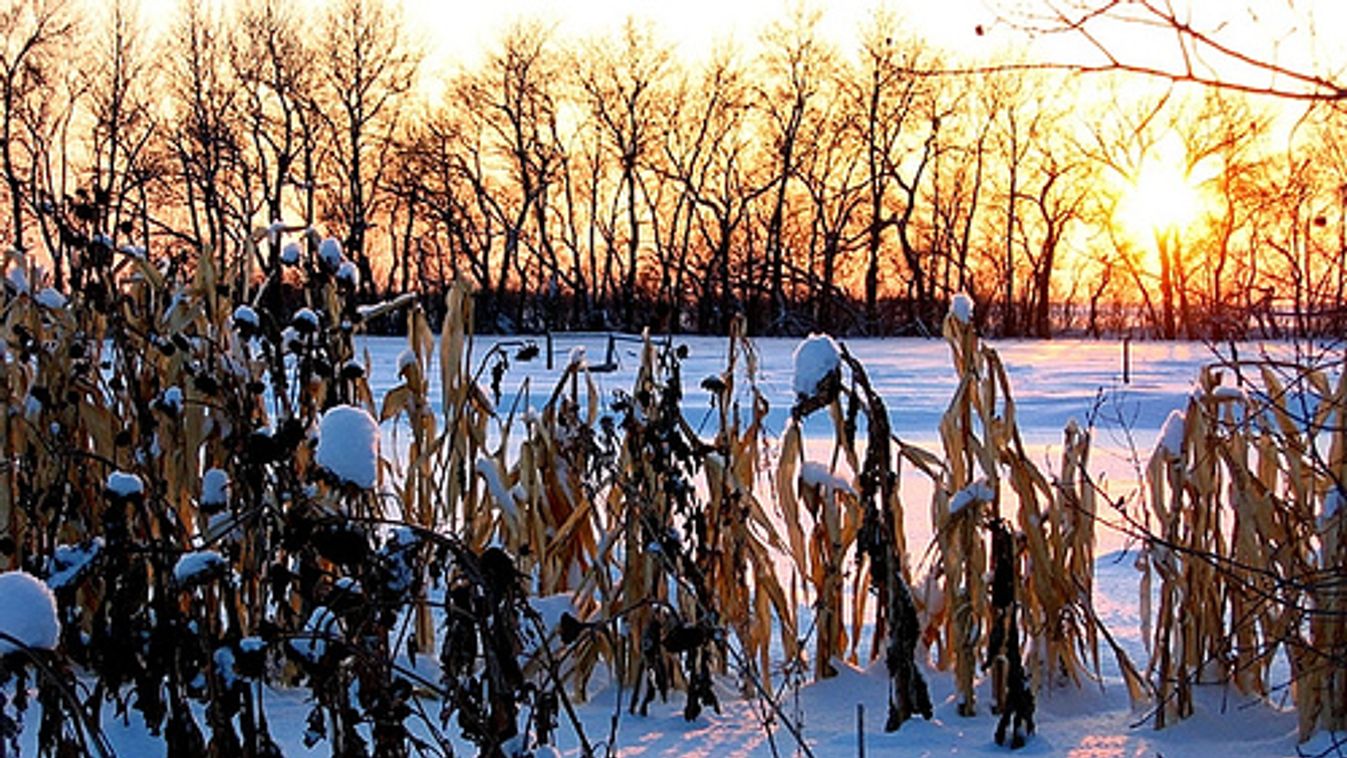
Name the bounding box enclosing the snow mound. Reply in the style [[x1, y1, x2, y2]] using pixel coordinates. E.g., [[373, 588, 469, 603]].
[[316, 405, 380, 489], [106, 470, 144, 499], [950, 292, 974, 324], [792, 333, 840, 398], [0, 571, 61, 654]]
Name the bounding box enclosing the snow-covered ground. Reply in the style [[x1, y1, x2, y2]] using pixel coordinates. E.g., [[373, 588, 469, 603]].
[[18, 335, 1339, 757]]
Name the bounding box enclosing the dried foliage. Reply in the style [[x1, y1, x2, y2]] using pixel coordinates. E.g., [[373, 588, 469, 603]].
[[1139, 352, 1347, 739], [1, 222, 1343, 756]]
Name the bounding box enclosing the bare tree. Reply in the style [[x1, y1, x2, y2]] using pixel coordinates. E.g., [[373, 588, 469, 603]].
[[756, 6, 830, 332], [317, 0, 420, 299], [576, 19, 671, 328], [0, 0, 75, 258]]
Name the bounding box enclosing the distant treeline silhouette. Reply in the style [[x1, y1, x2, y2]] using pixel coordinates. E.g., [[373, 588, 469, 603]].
[[5, 0, 1347, 338]]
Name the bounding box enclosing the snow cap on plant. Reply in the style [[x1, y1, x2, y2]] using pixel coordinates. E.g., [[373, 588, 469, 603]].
[[315, 405, 380, 490], [106, 470, 145, 504], [0, 571, 61, 654], [318, 237, 343, 271], [791, 333, 841, 416], [949, 292, 974, 324]]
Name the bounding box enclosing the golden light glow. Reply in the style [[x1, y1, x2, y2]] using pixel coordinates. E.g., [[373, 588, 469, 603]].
[[1114, 135, 1206, 244]]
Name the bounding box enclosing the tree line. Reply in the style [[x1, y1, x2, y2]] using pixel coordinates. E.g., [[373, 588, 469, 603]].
[[4, 0, 1347, 338]]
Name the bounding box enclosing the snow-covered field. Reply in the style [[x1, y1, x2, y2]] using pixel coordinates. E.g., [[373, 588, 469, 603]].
[[16, 335, 1340, 757]]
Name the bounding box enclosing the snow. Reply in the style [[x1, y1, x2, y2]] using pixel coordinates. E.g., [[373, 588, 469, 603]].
[[792, 333, 841, 398], [397, 348, 418, 374], [35, 287, 66, 309], [160, 386, 183, 413], [214, 646, 237, 687], [14, 335, 1340, 756], [292, 307, 320, 333], [7, 267, 28, 294], [476, 456, 520, 525], [290, 606, 338, 663], [336, 260, 359, 287], [949, 478, 995, 513], [950, 291, 974, 323], [46, 539, 103, 591], [233, 304, 260, 331], [799, 461, 856, 496], [106, 470, 144, 498], [315, 405, 380, 489], [280, 241, 301, 265], [1323, 487, 1344, 530], [318, 237, 343, 270], [0, 571, 61, 654], [1155, 408, 1187, 458], [201, 468, 230, 508], [568, 345, 587, 369], [173, 550, 226, 585]]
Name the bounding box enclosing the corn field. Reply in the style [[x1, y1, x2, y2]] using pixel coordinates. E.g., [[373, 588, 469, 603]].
[[0, 240, 1343, 756]]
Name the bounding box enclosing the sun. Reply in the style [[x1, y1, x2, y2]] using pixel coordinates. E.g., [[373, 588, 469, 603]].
[[1114, 135, 1209, 245]]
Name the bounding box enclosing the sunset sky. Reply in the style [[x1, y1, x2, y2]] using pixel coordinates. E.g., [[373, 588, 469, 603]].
[[402, 0, 993, 64], [393, 0, 1347, 80]]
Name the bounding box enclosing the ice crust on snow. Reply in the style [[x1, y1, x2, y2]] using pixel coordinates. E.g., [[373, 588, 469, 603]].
[[792, 333, 840, 397], [315, 405, 380, 489], [0, 571, 61, 654]]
